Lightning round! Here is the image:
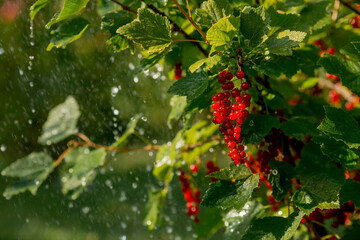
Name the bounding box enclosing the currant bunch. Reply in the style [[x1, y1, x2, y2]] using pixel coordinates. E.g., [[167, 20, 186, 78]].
[[174, 62, 182, 80], [211, 70, 251, 165], [313, 40, 336, 56], [178, 169, 201, 222], [206, 160, 220, 182]]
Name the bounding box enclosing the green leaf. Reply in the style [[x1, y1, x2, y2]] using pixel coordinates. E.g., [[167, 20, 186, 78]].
[[266, 30, 307, 56], [30, 0, 50, 20], [318, 55, 360, 95], [208, 165, 252, 181], [340, 180, 360, 207], [143, 190, 166, 231], [340, 42, 360, 61], [240, 8, 266, 46], [314, 136, 359, 170], [194, 9, 213, 29], [195, 208, 223, 239], [269, 160, 295, 201], [224, 201, 265, 240], [168, 70, 208, 101], [242, 211, 305, 240], [267, 7, 300, 35], [206, 16, 240, 47], [47, 18, 90, 51], [117, 8, 172, 52], [318, 106, 360, 148], [112, 114, 140, 147], [153, 132, 183, 183], [46, 0, 90, 28], [254, 55, 300, 78], [136, 48, 171, 73], [189, 55, 221, 73], [201, 174, 259, 210], [38, 96, 80, 145], [61, 147, 107, 199], [299, 1, 330, 30], [2, 152, 54, 197], [101, 11, 135, 35], [280, 117, 319, 140], [168, 95, 187, 124], [105, 35, 134, 53], [241, 114, 280, 144], [201, 0, 232, 23], [293, 142, 345, 214]]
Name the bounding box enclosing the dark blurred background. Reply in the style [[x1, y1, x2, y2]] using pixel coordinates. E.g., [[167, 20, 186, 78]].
[[0, 0, 218, 239]]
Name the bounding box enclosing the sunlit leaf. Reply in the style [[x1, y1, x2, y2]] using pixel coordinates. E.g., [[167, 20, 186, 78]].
[[46, 0, 90, 28], [61, 147, 107, 199], [2, 152, 54, 197], [117, 8, 172, 52], [38, 96, 80, 145], [47, 18, 89, 51]]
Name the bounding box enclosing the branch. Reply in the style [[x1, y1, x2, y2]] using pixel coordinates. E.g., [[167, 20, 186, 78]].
[[339, 0, 360, 15], [318, 78, 357, 103], [110, 0, 137, 14], [53, 133, 221, 167], [147, 4, 209, 57], [171, 0, 208, 43]]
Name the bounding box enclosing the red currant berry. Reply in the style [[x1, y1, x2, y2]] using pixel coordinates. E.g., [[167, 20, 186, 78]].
[[243, 93, 251, 101], [235, 96, 243, 103], [223, 91, 231, 99], [190, 164, 199, 173], [219, 70, 227, 77], [225, 72, 233, 80], [236, 70, 245, 79], [228, 141, 236, 149], [234, 126, 241, 133], [231, 89, 240, 98], [241, 82, 250, 91], [218, 76, 226, 84]]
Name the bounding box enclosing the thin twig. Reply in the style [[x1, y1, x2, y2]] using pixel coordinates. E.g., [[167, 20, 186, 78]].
[[146, 4, 209, 57], [54, 147, 74, 167], [186, 0, 192, 18], [171, 0, 208, 43], [172, 39, 208, 44], [339, 0, 360, 15], [110, 0, 137, 14]]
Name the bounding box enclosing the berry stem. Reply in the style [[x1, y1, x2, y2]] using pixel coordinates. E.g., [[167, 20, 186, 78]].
[[109, 0, 137, 13], [171, 0, 209, 43]]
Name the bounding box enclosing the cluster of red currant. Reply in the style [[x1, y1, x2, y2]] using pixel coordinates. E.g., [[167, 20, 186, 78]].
[[174, 62, 182, 80], [206, 160, 220, 182], [313, 40, 336, 56], [211, 70, 251, 164], [302, 201, 354, 232], [178, 169, 201, 222]]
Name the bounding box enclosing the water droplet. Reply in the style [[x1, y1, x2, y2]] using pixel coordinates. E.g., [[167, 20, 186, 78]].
[[249, 120, 255, 126], [146, 220, 152, 226], [1, 145, 6, 152], [82, 207, 90, 214], [35, 180, 40, 185], [105, 179, 113, 189], [29, 56, 34, 60], [133, 76, 139, 83], [111, 87, 119, 97], [113, 109, 119, 115], [272, 169, 278, 175], [128, 63, 135, 70], [132, 183, 138, 189]]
